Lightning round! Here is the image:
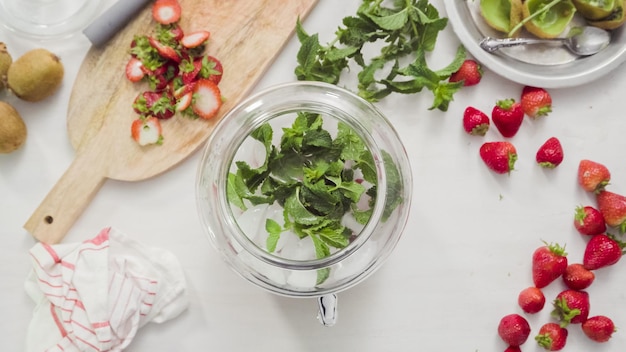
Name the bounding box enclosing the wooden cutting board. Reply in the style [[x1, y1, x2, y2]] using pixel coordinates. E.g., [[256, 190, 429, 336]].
[[24, 0, 319, 244]]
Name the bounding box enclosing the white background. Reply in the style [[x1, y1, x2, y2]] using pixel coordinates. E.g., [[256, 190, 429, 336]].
[[2, 0, 626, 351]]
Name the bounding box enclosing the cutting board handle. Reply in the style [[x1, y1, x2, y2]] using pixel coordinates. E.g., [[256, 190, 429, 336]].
[[24, 148, 107, 244]]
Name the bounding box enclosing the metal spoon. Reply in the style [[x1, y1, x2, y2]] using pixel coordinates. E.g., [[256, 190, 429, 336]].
[[479, 26, 611, 56]]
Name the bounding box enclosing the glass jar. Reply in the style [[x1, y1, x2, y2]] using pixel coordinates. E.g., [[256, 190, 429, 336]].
[[196, 81, 412, 324]]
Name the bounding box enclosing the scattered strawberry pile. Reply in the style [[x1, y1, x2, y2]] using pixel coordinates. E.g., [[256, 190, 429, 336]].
[[125, 0, 224, 146], [451, 61, 560, 174], [496, 159, 626, 350]]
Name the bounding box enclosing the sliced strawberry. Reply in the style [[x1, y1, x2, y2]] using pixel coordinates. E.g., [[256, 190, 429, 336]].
[[181, 30, 210, 48], [176, 91, 193, 111], [148, 36, 181, 63], [131, 117, 163, 146], [133, 91, 176, 119], [125, 57, 145, 82], [152, 0, 181, 25], [200, 55, 223, 85], [192, 79, 223, 119], [173, 82, 195, 99], [181, 57, 203, 84]]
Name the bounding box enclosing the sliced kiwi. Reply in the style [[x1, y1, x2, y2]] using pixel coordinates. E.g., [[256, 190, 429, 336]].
[[7, 48, 64, 102], [0, 101, 26, 153], [480, 0, 524, 36], [589, 0, 626, 29], [573, 0, 617, 20], [523, 0, 577, 38]]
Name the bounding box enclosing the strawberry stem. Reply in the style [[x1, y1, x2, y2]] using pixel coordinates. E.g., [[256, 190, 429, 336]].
[[551, 297, 580, 327]]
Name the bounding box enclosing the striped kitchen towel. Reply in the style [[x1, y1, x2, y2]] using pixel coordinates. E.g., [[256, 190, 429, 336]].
[[24, 227, 189, 351]]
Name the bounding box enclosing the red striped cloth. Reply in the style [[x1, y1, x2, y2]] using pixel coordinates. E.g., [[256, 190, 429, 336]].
[[25, 227, 188, 352]]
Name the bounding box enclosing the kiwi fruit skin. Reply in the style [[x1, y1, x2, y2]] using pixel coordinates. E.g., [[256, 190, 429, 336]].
[[0, 101, 27, 153], [7, 48, 64, 102], [0, 43, 12, 91]]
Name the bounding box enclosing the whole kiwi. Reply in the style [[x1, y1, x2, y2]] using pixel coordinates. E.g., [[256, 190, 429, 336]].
[[0, 43, 12, 91], [7, 48, 64, 102], [0, 101, 27, 153]]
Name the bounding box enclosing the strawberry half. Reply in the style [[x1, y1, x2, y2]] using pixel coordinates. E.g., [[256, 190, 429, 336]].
[[125, 57, 145, 82], [192, 79, 223, 119], [536, 137, 563, 168], [131, 117, 163, 146], [479, 141, 517, 174], [521, 86, 552, 118], [152, 0, 182, 25], [181, 30, 211, 48], [148, 36, 181, 63], [200, 55, 223, 85]]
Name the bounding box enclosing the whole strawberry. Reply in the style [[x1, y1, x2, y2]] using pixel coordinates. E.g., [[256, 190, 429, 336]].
[[518, 286, 545, 314], [574, 205, 606, 236], [463, 106, 490, 136], [498, 314, 531, 347], [479, 141, 517, 174], [582, 315, 616, 343], [536, 137, 563, 168], [562, 263, 595, 290], [535, 323, 568, 351], [521, 86, 552, 118], [551, 289, 590, 326], [597, 190, 626, 232], [532, 242, 568, 289], [583, 233, 624, 270], [492, 98, 524, 138], [449, 59, 482, 86], [578, 159, 610, 193]]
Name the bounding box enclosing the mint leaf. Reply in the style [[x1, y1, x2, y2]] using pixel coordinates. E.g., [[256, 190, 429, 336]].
[[265, 219, 282, 253]]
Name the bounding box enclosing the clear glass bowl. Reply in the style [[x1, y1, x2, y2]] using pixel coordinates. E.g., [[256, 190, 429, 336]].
[[0, 0, 104, 40], [196, 82, 412, 300]]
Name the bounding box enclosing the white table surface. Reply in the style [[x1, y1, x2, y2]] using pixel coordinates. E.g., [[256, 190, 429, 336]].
[[2, 0, 626, 351]]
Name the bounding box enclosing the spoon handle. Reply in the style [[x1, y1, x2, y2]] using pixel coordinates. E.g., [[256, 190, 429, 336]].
[[479, 36, 565, 52]]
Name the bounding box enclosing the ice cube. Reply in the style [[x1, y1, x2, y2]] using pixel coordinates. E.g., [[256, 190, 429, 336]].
[[238, 251, 287, 286], [279, 236, 317, 261], [286, 269, 318, 289]]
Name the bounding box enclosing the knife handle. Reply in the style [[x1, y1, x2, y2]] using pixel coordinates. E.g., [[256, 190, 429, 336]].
[[24, 148, 107, 244], [83, 0, 153, 47]]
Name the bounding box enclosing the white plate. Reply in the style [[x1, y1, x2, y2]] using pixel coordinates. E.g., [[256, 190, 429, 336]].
[[443, 0, 626, 88]]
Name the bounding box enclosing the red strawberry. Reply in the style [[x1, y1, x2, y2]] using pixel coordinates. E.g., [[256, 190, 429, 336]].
[[535, 323, 568, 351], [551, 289, 590, 326], [479, 141, 517, 174], [574, 205, 606, 236], [200, 55, 223, 85], [504, 347, 521, 352], [582, 315, 616, 343], [449, 59, 482, 86], [577, 159, 610, 193], [498, 314, 531, 347], [532, 242, 568, 289], [125, 57, 145, 82], [131, 117, 163, 146], [133, 91, 176, 120], [521, 86, 552, 119], [181, 57, 203, 84], [536, 137, 563, 168], [192, 79, 223, 119], [562, 263, 595, 290], [583, 233, 624, 270], [492, 99, 524, 138], [462, 106, 490, 136], [597, 191, 626, 232], [518, 286, 545, 314], [152, 0, 181, 25], [176, 91, 193, 111], [181, 30, 210, 48], [148, 36, 181, 63]]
